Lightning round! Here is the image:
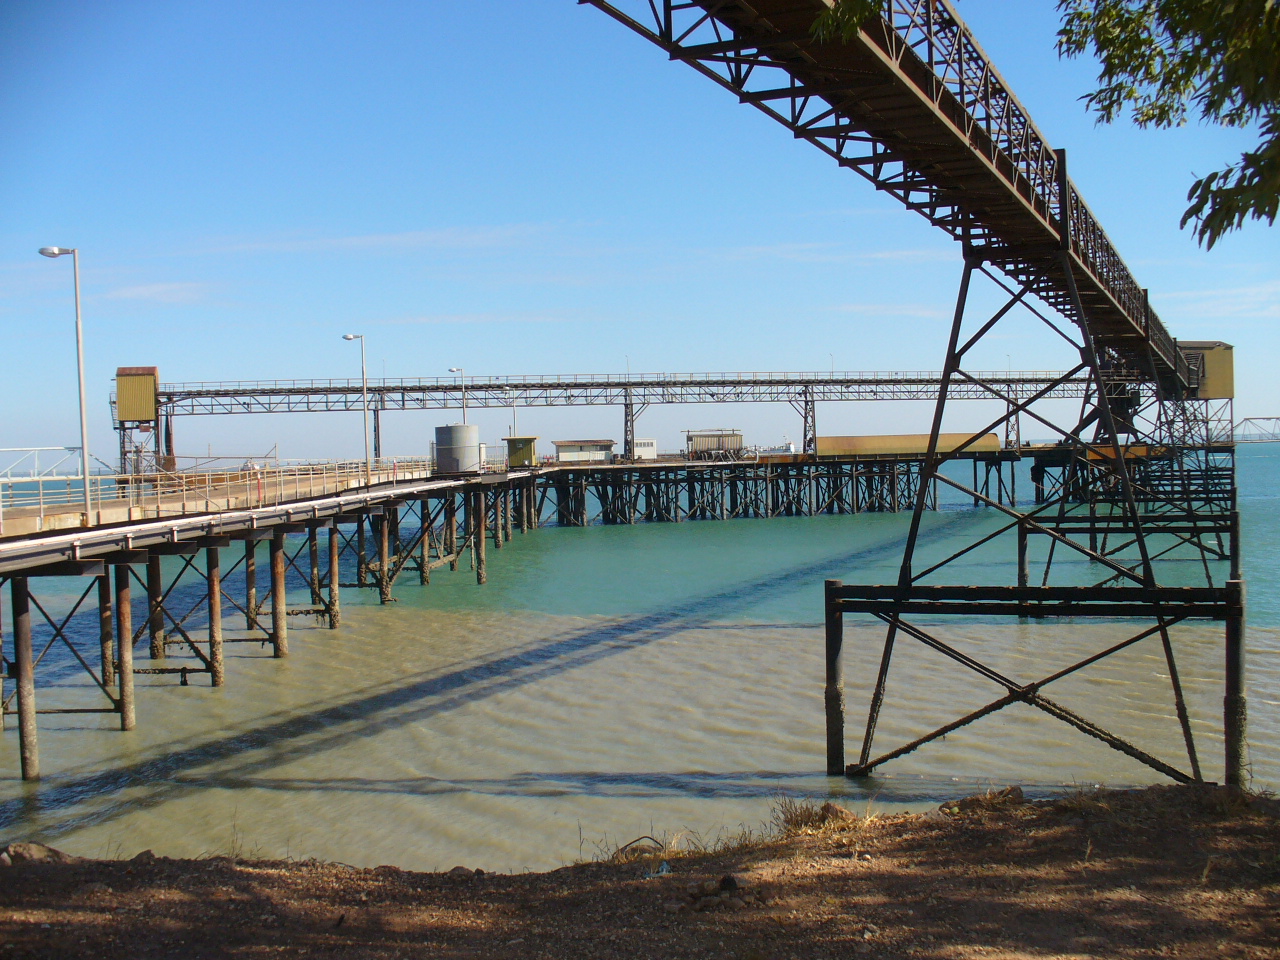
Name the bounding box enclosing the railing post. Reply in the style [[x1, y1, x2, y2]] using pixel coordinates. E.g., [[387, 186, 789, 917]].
[[825, 579, 845, 775]]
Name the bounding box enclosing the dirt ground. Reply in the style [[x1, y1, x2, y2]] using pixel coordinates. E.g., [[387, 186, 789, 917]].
[[1, 785, 1277, 959]]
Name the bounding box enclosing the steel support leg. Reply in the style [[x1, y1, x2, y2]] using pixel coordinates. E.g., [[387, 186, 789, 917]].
[[328, 526, 342, 628], [245, 538, 258, 630], [147, 553, 165, 660], [1225, 578, 1248, 787], [377, 514, 392, 603], [207, 546, 224, 687], [825, 579, 845, 775], [11, 577, 37, 781], [474, 489, 487, 585], [270, 531, 288, 658], [114, 564, 135, 731], [97, 573, 115, 687]]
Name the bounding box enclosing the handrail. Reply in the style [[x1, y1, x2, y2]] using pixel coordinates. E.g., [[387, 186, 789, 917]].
[[0, 457, 434, 538]]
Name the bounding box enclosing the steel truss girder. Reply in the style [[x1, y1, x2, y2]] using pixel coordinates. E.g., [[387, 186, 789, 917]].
[[136, 371, 1099, 421]]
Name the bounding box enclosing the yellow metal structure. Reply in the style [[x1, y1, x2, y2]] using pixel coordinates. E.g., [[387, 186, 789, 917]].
[[115, 367, 159, 423], [1181, 341, 1234, 400], [504, 436, 538, 467], [816, 433, 1001, 458]]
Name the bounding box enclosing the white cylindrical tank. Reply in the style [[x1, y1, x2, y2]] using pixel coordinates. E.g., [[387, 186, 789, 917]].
[[434, 423, 481, 473]]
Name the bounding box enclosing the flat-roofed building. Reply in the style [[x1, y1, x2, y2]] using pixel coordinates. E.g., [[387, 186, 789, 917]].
[[633, 439, 658, 461], [552, 440, 615, 464]]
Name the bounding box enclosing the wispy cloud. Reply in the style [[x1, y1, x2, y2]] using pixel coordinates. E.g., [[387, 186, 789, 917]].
[[1160, 281, 1280, 321], [830, 302, 949, 320], [378, 311, 586, 326], [102, 282, 210, 304], [205, 224, 549, 255], [712, 242, 953, 265]]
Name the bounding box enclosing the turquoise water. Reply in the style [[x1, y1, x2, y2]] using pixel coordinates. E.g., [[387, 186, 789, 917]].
[[0, 447, 1274, 872]]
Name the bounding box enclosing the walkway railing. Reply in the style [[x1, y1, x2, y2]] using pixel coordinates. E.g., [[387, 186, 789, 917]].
[[0, 457, 433, 538]]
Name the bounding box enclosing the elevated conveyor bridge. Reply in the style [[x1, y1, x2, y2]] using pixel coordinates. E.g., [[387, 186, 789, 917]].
[[582, 0, 1192, 390]]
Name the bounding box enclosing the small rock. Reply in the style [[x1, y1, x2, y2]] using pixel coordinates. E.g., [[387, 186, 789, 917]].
[[131, 849, 156, 863], [474, 868, 485, 877], [77, 882, 111, 895], [447, 865, 475, 877], [6, 842, 79, 864], [699, 880, 719, 897], [0, 853, 10, 867], [923, 808, 947, 822], [819, 802, 857, 823], [718, 873, 741, 893], [726, 896, 747, 910], [694, 896, 721, 912], [663, 901, 686, 914], [685, 882, 703, 898]]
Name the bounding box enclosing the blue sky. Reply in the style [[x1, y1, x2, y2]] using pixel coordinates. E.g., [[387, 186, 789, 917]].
[[3, 1, 1276, 462]]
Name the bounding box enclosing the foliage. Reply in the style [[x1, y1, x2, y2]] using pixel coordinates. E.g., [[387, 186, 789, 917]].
[[810, 0, 881, 43], [1057, 0, 1280, 247]]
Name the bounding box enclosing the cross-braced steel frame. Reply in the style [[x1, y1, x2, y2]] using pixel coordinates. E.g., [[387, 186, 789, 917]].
[[583, 0, 1243, 784], [824, 245, 1243, 787]]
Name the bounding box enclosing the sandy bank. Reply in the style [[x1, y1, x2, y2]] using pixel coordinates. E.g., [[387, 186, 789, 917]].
[[1, 785, 1277, 959]]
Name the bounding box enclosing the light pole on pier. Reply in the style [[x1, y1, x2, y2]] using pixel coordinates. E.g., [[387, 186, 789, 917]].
[[342, 334, 372, 485], [38, 247, 92, 522], [449, 367, 466, 424]]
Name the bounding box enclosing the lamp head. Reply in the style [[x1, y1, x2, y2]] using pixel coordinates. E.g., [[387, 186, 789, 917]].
[[39, 247, 71, 258], [342, 334, 359, 341], [448, 367, 463, 373]]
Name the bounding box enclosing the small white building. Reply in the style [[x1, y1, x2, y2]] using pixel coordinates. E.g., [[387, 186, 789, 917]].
[[553, 439, 616, 464], [633, 439, 658, 461]]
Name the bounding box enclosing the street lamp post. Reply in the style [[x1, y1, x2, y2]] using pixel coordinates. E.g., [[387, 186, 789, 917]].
[[342, 334, 372, 484], [38, 247, 92, 521], [449, 367, 466, 424]]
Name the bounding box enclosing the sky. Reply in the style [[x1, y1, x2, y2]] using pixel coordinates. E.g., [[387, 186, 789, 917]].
[[2, 1, 1276, 464]]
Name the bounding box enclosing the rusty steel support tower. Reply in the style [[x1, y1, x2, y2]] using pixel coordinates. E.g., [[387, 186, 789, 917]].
[[585, 0, 1244, 785]]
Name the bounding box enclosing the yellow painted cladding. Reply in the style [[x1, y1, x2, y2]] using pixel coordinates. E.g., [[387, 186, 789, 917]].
[[1182, 341, 1234, 400], [504, 436, 538, 467], [115, 366, 159, 422], [816, 433, 1001, 457]]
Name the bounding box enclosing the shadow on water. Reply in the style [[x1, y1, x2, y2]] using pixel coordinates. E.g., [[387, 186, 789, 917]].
[[0, 512, 985, 836]]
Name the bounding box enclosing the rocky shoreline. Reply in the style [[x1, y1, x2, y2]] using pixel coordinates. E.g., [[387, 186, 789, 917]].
[[1, 784, 1277, 959]]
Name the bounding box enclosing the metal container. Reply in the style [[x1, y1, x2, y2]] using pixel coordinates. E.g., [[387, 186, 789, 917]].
[[115, 366, 160, 423], [435, 423, 481, 473]]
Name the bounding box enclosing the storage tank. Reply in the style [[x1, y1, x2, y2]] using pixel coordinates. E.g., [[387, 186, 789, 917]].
[[434, 423, 481, 473]]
